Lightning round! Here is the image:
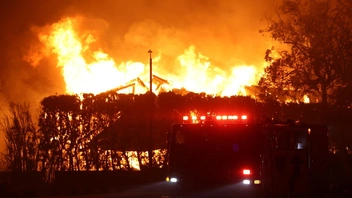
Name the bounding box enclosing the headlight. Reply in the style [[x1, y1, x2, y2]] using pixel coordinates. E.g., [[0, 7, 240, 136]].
[[170, 177, 178, 183], [243, 179, 251, 185]]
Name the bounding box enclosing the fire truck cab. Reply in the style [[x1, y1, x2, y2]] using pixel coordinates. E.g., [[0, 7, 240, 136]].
[[165, 114, 329, 197]]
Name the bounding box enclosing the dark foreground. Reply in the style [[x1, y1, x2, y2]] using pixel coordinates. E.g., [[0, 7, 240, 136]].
[[1, 182, 261, 198], [1, 170, 352, 198], [2, 181, 352, 198]]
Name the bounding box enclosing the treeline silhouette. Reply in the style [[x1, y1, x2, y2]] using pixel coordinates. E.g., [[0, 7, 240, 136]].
[[4, 91, 352, 175]]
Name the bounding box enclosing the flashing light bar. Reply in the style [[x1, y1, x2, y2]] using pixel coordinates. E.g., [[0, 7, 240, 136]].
[[183, 114, 248, 123]]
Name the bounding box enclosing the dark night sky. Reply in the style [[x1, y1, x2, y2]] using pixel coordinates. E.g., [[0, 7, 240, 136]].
[[0, 0, 279, 106]]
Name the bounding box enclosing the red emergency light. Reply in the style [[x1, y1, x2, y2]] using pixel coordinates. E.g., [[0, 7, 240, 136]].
[[182, 114, 249, 123], [243, 169, 251, 175]]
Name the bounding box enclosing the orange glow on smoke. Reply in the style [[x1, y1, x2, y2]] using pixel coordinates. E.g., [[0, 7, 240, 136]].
[[36, 17, 260, 96]]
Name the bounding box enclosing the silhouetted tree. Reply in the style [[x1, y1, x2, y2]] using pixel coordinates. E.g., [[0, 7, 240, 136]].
[[259, 0, 352, 107], [38, 95, 81, 173], [332, 0, 352, 107], [0, 102, 39, 172]]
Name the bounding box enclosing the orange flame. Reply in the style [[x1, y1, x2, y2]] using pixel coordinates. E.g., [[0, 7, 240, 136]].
[[37, 18, 147, 94], [33, 17, 261, 96]]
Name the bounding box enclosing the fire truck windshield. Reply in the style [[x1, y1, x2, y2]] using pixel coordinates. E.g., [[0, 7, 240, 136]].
[[176, 127, 250, 153], [173, 124, 260, 160]]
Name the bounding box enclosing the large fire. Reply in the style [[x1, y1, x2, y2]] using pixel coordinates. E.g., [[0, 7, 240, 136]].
[[34, 17, 260, 96], [22, 15, 313, 171]]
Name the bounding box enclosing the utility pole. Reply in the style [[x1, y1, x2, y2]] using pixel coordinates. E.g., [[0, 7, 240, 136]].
[[147, 49, 153, 169], [148, 49, 153, 93]]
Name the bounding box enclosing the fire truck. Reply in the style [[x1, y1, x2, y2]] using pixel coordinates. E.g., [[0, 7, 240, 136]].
[[165, 113, 329, 197]]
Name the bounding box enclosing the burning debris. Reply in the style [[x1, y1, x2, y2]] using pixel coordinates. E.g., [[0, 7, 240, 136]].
[[112, 75, 170, 94], [152, 75, 170, 92]]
